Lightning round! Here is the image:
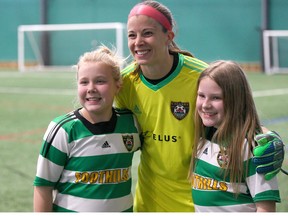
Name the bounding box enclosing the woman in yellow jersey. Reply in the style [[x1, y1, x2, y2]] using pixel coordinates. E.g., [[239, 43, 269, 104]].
[[114, 0, 285, 212]]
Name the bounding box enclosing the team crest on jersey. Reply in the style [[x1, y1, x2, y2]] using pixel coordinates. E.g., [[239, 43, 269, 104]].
[[171, 102, 189, 120], [217, 149, 229, 168], [122, 135, 134, 152]]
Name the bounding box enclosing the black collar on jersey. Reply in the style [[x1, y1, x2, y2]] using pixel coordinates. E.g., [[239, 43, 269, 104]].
[[75, 108, 117, 135], [144, 52, 179, 85], [205, 126, 217, 141]]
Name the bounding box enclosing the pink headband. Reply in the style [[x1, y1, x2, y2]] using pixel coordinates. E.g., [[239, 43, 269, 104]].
[[128, 5, 172, 31]]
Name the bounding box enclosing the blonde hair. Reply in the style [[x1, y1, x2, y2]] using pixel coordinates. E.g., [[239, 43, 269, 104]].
[[138, 1, 193, 57], [76, 45, 123, 86], [128, 1, 194, 78], [190, 60, 262, 193]]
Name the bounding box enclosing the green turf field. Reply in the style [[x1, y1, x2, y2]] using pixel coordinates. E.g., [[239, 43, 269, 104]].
[[0, 70, 287, 212]]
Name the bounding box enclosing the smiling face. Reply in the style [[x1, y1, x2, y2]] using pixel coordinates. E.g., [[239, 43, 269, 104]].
[[77, 62, 120, 123], [196, 77, 224, 128], [127, 15, 173, 67]]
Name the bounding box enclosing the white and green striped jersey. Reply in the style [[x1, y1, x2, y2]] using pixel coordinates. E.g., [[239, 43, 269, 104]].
[[34, 108, 141, 212], [191, 140, 280, 212]]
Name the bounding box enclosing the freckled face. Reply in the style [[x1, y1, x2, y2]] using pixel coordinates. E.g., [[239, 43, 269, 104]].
[[77, 62, 120, 121], [196, 77, 224, 128]]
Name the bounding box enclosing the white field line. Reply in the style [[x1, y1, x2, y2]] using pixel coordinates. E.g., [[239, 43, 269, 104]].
[[252, 88, 288, 98], [0, 87, 75, 95], [0, 72, 75, 79], [0, 87, 288, 97]]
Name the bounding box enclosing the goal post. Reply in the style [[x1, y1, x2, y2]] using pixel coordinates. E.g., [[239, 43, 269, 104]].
[[18, 23, 126, 72], [263, 30, 288, 75]]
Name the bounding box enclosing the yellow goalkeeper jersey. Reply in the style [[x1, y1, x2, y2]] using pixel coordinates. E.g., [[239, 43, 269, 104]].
[[114, 53, 208, 212]]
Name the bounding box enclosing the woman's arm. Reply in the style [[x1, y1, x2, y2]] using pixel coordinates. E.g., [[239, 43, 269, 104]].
[[255, 201, 276, 212], [33, 186, 54, 212]]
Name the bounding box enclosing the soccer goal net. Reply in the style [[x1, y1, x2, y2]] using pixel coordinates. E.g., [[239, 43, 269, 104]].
[[263, 30, 288, 75], [18, 23, 127, 72]]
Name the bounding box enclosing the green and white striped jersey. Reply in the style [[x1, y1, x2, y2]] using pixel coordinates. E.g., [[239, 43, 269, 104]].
[[34, 108, 141, 212], [191, 140, 280, 212]]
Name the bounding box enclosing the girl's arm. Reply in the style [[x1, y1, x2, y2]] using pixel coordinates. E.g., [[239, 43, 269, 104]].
[[255, 201, 275, 212], [33, 186, 54, 212]]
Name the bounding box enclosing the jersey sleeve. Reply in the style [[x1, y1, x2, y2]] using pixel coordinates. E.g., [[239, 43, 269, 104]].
[[245, 149, 281, 203], [114, 75, 132, 109], [34, 120, 69, 187]]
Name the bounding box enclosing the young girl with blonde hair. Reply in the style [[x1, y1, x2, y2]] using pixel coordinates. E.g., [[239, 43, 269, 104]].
[[33, 45, 141, 212]]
